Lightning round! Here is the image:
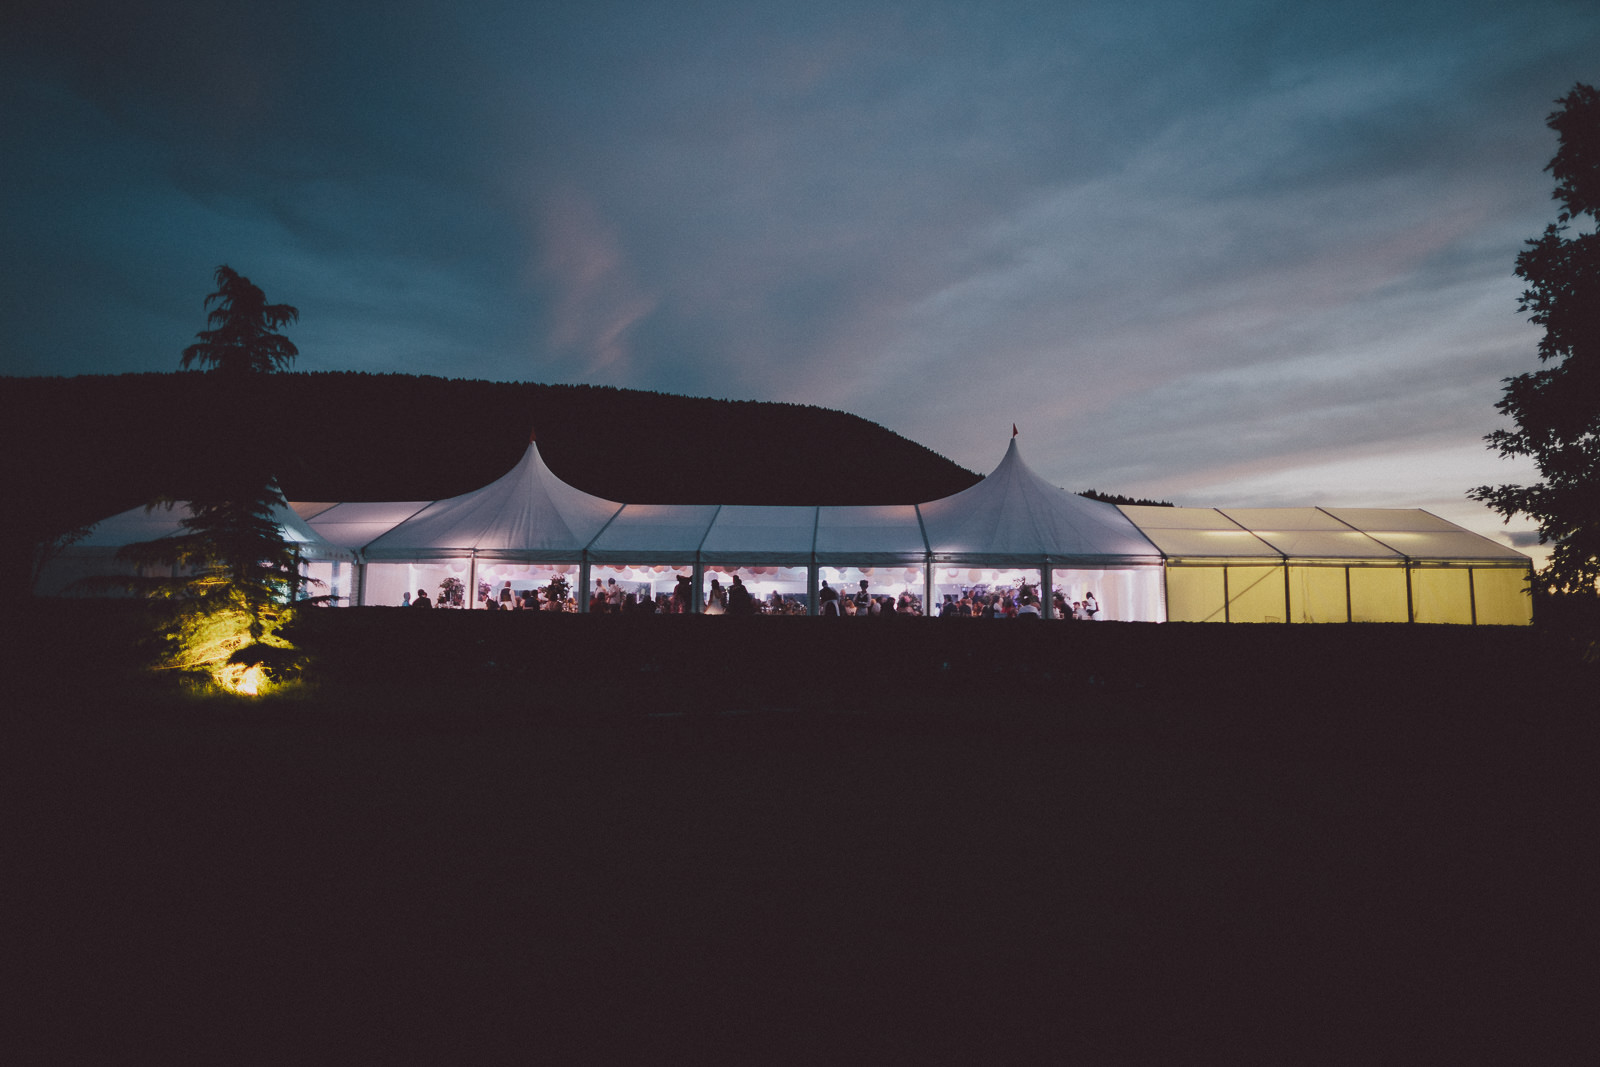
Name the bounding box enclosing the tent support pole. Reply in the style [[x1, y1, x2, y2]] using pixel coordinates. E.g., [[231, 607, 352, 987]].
[[1041, 561, 1054, 620], [468, 553, 478, 609], [807, 563, 819, 617], [579, 558, 591, 614], [923, 558, 934, 619]]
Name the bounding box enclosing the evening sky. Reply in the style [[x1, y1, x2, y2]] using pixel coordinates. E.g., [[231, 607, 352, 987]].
[[4, 1, 1598, 556]]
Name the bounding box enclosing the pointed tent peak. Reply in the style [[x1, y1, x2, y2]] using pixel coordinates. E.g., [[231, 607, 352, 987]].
[[528, 426, 538, 443], [361, 430, 621, 558], [988, 431, 1026, 478], [1012, 423, 1018, 438], [509, 434, 611, 499], [919, 431, 1161, 563], [968, 430, 1093, 504]]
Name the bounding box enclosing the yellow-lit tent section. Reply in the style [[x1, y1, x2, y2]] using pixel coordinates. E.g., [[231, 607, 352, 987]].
[[1118, 505, 1532, 625], [1322, 508, 1533, 626]]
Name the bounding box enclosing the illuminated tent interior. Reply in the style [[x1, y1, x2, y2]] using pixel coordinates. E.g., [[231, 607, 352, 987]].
[[40, 435, 1533, 624]]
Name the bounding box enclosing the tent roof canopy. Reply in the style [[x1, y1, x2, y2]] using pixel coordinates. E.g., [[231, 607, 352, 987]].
[[269, 434, 1527, 570], [359, 441, 623, 561], [1119, 504, 1527, 565], [917, 437, 1162, 565]]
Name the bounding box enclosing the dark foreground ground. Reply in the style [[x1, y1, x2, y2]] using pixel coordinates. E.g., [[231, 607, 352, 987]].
[[7, 606, 1596, 1063]]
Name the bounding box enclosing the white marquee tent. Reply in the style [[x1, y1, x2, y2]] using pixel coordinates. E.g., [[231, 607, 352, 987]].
[[40, 433, 1533, 624]]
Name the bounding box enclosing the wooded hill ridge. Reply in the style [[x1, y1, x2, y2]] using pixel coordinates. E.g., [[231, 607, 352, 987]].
[[4, 372, 1170, 556], [4, 372, 981, 520]]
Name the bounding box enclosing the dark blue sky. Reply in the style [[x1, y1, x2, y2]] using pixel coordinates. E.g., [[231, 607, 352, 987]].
[[3, 1, 1596, 553]]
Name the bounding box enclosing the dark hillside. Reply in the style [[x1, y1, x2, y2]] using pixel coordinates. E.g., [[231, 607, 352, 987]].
[[2, 373, 981, 586]]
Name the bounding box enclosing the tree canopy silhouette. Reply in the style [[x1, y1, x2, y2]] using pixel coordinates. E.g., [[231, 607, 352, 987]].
[[179, 266, 300, 377], [1473, 84, 1600, 596]]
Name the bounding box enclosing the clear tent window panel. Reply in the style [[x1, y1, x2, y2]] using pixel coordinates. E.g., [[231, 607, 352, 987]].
[[824, 565, 929, 616], [928, 566, 1041, 616], [589, 564, 692, 613], [1049, 566, 1164, 622], [364, 561, 472, 608], [705, 565, 811, 614], [475, 561, 579, 610]]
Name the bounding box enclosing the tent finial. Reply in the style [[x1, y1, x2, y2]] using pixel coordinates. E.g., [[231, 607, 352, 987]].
[[529, 426, 538, 443], [1012, 423, 1018, 438]]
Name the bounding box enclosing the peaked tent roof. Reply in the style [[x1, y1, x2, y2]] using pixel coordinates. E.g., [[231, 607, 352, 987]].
[[918, 437, 1162, 566], [360, 439, 623, 561]]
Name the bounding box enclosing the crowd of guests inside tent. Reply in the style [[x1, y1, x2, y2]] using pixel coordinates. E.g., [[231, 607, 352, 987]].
[[400, 573, 1103, 620]]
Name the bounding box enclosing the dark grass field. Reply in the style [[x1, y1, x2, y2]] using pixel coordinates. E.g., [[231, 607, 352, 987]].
[[7, 606, 1596, 1063]]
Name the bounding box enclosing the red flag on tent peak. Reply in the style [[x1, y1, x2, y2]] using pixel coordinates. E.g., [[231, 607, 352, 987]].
[[1012, 423, 1018, 438], [529, 427, 538, 443]]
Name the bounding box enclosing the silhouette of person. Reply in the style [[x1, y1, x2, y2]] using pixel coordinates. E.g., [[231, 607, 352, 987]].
[[412, 588, 432, 609], [727, 574, 754, 615], [818, 580, 840, 617]]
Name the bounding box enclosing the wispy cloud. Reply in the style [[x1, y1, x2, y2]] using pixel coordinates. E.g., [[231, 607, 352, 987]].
[[1, 0, 1595, 555]]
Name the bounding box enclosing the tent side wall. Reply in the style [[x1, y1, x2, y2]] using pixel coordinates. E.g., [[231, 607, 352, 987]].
[[1470, 565, 1534, 626], [1160, 559, 1533, 625], [1161, 563, 1287, 623]]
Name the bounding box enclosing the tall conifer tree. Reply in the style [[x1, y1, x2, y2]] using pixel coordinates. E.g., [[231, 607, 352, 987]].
[[117, 267, 308, 688]]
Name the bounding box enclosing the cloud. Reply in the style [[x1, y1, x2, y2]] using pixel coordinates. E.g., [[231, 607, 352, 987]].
[[3, 0, 1598, 553]]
